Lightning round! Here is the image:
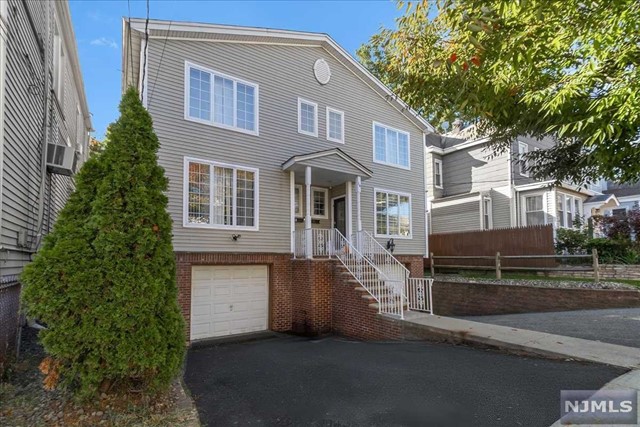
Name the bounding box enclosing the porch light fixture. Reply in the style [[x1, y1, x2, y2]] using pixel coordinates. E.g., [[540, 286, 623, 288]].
[[386, 239, 396, 254], [232, 234, 242, 241]]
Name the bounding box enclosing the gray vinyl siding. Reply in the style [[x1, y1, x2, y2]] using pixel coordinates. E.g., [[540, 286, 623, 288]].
[[431, 199, 480, 233], [145, 39, 426, 255], [443, 145, 509, 197], [511, 135, 555, 186], [490, 187, 512, 229], [424, 151, 443, 199], [1, 1, 90, 279]]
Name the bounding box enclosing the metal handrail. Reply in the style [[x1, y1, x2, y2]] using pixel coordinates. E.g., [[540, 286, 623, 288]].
[[352, 230, 410, 281]]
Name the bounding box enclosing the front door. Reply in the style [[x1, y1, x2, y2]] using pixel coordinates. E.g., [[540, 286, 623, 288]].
[[333, 197, 346, 237]]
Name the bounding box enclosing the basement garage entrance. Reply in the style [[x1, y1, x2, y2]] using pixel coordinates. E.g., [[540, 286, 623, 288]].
[[190, 265, 269, 340]]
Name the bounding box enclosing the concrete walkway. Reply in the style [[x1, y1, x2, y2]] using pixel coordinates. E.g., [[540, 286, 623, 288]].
[[402, 312, 640, 369]]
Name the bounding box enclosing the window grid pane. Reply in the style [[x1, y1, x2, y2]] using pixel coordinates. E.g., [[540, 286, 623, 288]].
[[189, 68, 211, 121], [328, 110, 342, 140], [188, 162, 210, 224], [374, 124, 409, 167], [376, 192, 387, 235], [214, 76, 234, 126], [374, 126, 386, 162], [236, 83, 255, 131], [300, 102, 316, 134], [236, 170, 255, 226], [399, 195, 410, 236], [557, 195, 565, 227], [313, 190, 325, 216], [213, 166, 234, 225]]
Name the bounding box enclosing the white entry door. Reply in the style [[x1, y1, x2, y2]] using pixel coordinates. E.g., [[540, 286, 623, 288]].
[[190, 265, 269, 340]]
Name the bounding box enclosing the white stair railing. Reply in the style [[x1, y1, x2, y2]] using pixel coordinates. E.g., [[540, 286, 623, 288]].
[[406, 278, 434, 314], [332, 229, 405, 318]]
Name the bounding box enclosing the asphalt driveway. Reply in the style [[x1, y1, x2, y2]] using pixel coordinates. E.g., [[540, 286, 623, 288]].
[[184, 334, 625, 426], [461, 308, 640, 348]]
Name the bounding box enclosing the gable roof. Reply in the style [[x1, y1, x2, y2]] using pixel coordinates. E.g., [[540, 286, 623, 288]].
[[282, 148, 372, 178], [122, 18, 435, 134]]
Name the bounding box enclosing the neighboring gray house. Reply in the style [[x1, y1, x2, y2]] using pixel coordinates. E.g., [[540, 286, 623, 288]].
[[425, 125, 607, 234], [600, 182, 640, 217], [0, 0, 91, 286], [123, 19, 434, 341]]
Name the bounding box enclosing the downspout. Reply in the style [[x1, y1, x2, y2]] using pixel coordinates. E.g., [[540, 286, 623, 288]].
[[32, 0, 50, 250]]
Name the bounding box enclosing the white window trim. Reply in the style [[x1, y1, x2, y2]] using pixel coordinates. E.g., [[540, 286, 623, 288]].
[[311, 186, 328, 219], [556, 193, 583, 229], [518, 141, 529, 177], [520, 192, 546, 226], [373, 187, 413, 239], [294, 184, 303, 218], [481, 195, 493, 230], [182, 156, 259, 231], [434, 159, 443, 189], [372, 121, 411, 171], [298, 97, 318, 137], [326, 107, 345, 143], [184, 61, 259, 136]]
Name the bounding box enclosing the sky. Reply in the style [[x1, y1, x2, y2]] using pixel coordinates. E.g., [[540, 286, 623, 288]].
[[69, 0, 404, 140]]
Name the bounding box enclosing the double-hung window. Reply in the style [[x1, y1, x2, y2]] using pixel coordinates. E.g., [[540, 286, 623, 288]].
[[326, 107, 344, 143], [557, 193, 583, 228], [434, 159, 443, 188], [186, 62, 258, 134], [524, 195, 545, 225], [311, 187, 328, 218], [373, 122, 410, 169], [298, 98, 318, 137], [557, 195, 565, 227], [482, 196, 492, 230], [518, 142, 529, 176], [375, 189, 412, 238], [185, 158, 258, 230]]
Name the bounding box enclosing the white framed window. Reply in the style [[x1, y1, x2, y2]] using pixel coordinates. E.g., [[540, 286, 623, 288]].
[[294, 185, 303, 217], [574, 198, 581, 224], [185, 61, 258, 135], [557, 194, 565, 227], [373, 122, 410, 169], [311, 187, 328, 218], [566, 196, 574, 226], [183, 157, 259, 230], [375, 188, 412, 238], [326, 107, 344, 143], [518, 142, 529, 177], [523, 194, 545, 225], [482, 195, 492, 230], [612, 208, 627, 218], [298, 98, 318, 137], [434, 159, 443, 188]]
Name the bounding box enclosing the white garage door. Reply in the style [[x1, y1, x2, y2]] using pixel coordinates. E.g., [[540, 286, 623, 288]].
[[191, 265, 269, 340]]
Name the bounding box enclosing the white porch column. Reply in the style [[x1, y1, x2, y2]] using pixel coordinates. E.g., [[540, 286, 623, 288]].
[[290, 171, 295, 254], [346, 180, 353, 239], [356, 176, 362, 233], [305, 166, 312, 259]]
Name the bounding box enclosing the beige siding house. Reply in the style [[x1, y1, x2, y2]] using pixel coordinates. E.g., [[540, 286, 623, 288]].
[[425, 126, 610, 234], [123, 19, 434, 341], [0, 0, 91, 286]]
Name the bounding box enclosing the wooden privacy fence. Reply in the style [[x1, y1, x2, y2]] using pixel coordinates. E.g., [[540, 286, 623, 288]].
[[429, 250, 600, 282], [428, 225, 555, 269]]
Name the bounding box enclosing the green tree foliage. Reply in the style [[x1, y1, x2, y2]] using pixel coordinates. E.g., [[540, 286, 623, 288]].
[[358, 0, 640, 184], [22, 88, 185, 398]]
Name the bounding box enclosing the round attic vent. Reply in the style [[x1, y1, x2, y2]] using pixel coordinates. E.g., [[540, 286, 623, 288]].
[[313, 59, 331, 85]]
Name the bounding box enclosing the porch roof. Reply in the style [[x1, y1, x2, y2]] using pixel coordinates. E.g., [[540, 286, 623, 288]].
[[282, 148, 372, 187]]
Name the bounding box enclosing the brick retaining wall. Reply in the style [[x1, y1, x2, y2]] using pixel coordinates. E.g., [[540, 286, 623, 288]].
[[548, 264, 640, 281], [432, 280, 640, 317]]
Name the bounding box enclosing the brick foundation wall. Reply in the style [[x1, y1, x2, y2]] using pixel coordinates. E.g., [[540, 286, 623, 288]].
[[395, 255, 425, 278], [290, 260, 333, 335], [331, 263, 403, 340], [175, 252, 293, 340], [546, 264, 640, 281], [432, 280, 640, 317]]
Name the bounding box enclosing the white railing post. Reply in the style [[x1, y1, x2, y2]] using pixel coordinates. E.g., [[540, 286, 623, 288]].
[[305, 166, 312, 259]]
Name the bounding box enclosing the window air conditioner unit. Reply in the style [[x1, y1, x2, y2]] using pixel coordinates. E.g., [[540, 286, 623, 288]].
[[46, 143, 75, 176]]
